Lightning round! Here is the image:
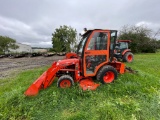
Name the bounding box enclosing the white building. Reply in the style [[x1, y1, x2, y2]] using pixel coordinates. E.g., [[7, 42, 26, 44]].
[[9, 43, 32, 53], [32, 48, 47, 53]]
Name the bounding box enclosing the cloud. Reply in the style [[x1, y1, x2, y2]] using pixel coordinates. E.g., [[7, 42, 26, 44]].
[[39, 41, 52, 46], [0, 15, 52, 47], [0, 0, 160, 47], [136, 21, 160, 30], [0, 15, 31, 36]]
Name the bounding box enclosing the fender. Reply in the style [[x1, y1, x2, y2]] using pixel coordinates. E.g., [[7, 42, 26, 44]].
[[122, 49, 131, 55]]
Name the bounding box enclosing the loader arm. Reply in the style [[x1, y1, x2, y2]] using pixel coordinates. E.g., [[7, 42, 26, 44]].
[[24, 62, 60, 96], [24, 59, 79, 96]]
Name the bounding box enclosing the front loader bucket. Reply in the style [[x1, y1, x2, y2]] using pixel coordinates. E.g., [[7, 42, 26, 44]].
[[24, 62, 58, 96], [24, 71, 47, 96]]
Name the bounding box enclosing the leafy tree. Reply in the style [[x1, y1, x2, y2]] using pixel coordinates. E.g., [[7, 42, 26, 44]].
[[52, 37, 64, 52], [153, 29, 160, 49], [0, 36, 19, 54], [156, 40, 160, 49], [52, 25, 77, 52], [118, 25, 157, 53]]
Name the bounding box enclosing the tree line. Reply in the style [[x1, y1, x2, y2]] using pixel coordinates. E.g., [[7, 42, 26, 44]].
[[51, 25, 77, 52], [0, 36, 18, 54], [0, 25, 160, 54], [52, 25, 160, 53], [118, 25, 160, 53]]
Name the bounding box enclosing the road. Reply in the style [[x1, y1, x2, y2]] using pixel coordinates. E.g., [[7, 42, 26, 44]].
[[0, 56, 64, 79]]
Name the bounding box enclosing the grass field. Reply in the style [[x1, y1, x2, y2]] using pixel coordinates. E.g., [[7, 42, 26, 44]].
[[0, 52, 160, 120]]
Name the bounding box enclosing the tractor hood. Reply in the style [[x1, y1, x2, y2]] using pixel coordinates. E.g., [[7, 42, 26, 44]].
[[56, 58, 79, 67]]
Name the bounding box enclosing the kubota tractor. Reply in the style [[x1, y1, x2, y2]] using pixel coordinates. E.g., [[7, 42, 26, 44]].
[[114, 40, 133, 62], [25, 29, 126, 96]]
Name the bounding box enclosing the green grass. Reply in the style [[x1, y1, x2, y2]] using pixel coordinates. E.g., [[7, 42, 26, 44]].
[[0, 52, 160, 120]]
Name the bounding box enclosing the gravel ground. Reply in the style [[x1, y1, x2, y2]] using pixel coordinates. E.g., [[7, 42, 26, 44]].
[[0, 56, 64, 79]]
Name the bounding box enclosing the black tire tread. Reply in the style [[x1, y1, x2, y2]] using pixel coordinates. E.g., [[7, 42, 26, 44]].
[[96, 65, 118, 84], [123, 52, 134, 62], [57, 75, 74, 87]]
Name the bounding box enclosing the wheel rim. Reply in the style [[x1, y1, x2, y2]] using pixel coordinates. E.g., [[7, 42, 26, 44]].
[[60, 80, 71, 88], [127, 55, 133, 62], [103, 71, 114, 83]]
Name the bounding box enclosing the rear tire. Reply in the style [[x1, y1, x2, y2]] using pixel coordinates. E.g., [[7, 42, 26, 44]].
[[96, 65, 117, 84], [57, 75, 74, 88], [123, 52, 134, 63]]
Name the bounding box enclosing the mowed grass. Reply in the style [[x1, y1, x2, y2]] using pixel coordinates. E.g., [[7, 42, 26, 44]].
[[0, 52, 160, 120]]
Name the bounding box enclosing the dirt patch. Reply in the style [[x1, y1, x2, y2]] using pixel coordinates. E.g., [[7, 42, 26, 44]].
[[0, 56, 64, 79]]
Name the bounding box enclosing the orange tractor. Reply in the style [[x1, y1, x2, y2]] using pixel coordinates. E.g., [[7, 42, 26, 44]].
[[25, 29, 127, 96], [114, 40, 133, 62]]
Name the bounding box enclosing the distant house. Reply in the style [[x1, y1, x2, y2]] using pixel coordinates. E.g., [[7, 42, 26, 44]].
[[9, 43, 32, 53], [32, 47, 48, 53], [7, 43, 48, 54]]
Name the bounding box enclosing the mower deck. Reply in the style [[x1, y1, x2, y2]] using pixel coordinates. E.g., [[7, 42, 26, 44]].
[[79, 78, 100, 91]]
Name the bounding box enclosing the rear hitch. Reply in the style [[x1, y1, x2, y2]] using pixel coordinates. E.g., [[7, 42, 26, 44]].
[[125, 66, 138, 73]]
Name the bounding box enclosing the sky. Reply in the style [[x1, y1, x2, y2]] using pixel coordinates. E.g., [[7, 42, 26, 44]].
[[0, 0, 160, 48]]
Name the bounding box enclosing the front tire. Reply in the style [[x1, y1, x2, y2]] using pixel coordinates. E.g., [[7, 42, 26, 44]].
[[96, 65, 118, 84], [57, 75, 74, 88]]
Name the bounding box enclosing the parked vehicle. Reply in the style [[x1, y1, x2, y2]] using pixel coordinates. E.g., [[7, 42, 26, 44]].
[[25, 29, 132, 96], [114, 40, 133, 62]]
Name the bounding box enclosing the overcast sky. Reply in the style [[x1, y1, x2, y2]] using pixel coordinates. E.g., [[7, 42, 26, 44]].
[[0, 0, 160, 47]]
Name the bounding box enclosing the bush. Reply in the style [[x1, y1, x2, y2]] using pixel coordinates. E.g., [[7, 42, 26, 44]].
[[118, 25, 158, 53]]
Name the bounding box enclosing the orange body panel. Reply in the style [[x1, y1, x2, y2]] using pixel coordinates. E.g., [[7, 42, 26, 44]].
[[83, 30, 111, 77], [109, 61, 125, 74], [122, 49, 131, 55], [65, 52, 77, 59]]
